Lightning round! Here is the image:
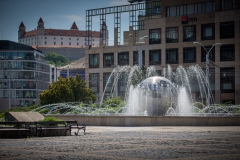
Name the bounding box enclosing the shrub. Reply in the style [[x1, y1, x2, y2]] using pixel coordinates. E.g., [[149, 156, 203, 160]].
[[40, 116, 62, 122]]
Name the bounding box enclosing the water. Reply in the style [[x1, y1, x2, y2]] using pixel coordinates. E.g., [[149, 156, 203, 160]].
[[34, 65, 240, 116]]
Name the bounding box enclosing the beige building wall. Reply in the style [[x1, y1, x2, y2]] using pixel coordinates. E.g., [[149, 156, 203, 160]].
[[85, 0, 240, 104]]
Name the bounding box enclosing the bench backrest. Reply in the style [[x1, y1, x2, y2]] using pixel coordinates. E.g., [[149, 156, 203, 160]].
[[36, 121, 67, 127], [0, 122, 27, 128]]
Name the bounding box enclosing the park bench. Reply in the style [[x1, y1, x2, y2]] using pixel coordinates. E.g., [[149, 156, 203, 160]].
[[0, 121, 31, 138], [36, 121, 69, 137], [65, 120, 86, 135]]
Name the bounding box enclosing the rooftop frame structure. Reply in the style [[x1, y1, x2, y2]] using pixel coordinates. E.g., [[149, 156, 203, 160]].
[[86, 0, 161, 46]]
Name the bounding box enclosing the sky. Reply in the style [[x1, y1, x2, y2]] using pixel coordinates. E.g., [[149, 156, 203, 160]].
[[0, 0, 131, 43]]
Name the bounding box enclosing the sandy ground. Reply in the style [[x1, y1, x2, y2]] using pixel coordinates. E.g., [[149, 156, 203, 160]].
[[0, 126, 240, 160]]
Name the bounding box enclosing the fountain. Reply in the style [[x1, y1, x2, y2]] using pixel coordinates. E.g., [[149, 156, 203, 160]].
[[33, 65, 240, 118]]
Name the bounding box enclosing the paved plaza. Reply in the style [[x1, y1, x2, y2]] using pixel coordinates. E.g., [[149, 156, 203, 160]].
[[0, 126, 240, 160]]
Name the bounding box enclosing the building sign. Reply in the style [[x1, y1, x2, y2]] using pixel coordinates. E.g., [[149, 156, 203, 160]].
[[182, 16, 197, 24]]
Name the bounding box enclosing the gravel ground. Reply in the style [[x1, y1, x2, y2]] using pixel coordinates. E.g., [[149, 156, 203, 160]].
[[0, 126, 240, 160]]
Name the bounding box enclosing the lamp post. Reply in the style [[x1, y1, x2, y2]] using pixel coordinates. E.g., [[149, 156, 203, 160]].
[[129, 34, 148, 68], [193, 42, 222, 108]]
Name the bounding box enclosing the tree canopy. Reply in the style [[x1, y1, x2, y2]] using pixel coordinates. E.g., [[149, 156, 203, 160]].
[[40, 74, 96, 105], [45, 52, 70, 66]]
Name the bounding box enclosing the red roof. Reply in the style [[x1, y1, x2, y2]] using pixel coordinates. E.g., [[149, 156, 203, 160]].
[[70, 22, 79, 30], [19, 22, 25, 28], [23, 29, 100, 38], [38, 17, 44, 23]]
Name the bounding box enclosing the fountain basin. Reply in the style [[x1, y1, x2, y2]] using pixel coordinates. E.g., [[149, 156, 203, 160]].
[[48, 115, 240, 126]]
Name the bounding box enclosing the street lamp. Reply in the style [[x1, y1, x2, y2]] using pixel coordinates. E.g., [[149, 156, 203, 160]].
[[0, 56, 22, 109], [193, 41, 222, 108], [129, 34, 148, 68]]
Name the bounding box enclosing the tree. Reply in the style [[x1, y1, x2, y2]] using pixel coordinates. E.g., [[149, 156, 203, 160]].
[[45, 52, 70, 66], [40, 74, 96, 105]]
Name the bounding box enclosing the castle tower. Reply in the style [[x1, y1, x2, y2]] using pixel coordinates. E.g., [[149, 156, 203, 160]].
[[18, 22, 26, 39], [37, 17, 45, 36], [70, 22, 79, 30]]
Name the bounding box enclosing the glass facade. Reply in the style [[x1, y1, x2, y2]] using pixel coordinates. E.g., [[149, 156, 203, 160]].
[[0, 41, 50, 109]]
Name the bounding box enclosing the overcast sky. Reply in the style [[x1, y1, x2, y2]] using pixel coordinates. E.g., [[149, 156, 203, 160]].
[[0, 0, 131, 42]]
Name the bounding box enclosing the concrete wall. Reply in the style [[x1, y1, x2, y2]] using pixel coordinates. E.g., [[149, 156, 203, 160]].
[[49, 115, 240, 126]]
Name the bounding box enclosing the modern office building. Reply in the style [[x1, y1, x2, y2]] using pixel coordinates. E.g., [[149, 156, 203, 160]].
[[85, 0, 240, 104], [18, 18, 106, 60], [0, 40, 51, 110]]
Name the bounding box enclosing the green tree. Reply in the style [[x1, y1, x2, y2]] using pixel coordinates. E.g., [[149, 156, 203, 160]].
[[45, 52, 70, 66], [40, 74, 96, 105]]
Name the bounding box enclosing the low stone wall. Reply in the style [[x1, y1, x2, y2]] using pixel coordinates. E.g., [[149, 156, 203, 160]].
[[47, 115, 240, 126]]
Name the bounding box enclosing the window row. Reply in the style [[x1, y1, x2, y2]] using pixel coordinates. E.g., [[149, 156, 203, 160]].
[[89, 44, 235, 67], [89, 67, 236, 101], [166, 1, 215, 17], [149, 21, 235, 44]]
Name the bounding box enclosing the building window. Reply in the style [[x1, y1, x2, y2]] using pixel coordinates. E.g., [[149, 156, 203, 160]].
[[45, 41, 47, 45], [61, 42, 63, 45], [149, 50, 161, 65], [45, 37, 47, 39], [89, 54, 99, 68], [77, 38, 79, 40], [220, 44, 235, 61], [201, 46, 215, 62], [103, 72, 113, 97], [183, 25, 196, 42], [118, 73, 128, 99], [201, 23, 215, 40], [220, 21, 234, 39], [77, 43, 79, 46], [166, 1, 215, 17], [69, 38, 71, 40], [149, 28, 161, 44], [166, 27, 178, 43], [138, 20, 144, 30], [89, 73, 99, 93], [61, 37, 63, 40], [133, 50, 145, 66], [118, 52, 129, 66], [183, 47, 196, 63], [221, 0, 234, 10], [166, 48, 178, 64], [103, 53, 114, 68], [220, 67, 235, 92], [69, 42, 71, 45], [54, 37, 56, 40], [54, 42, 56, 45]]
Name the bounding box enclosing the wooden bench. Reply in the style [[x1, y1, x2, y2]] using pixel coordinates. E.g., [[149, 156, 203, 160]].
[[0, 122, 31, 138], [65, 120, 86, 135], [36, 121, 70, 137]]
